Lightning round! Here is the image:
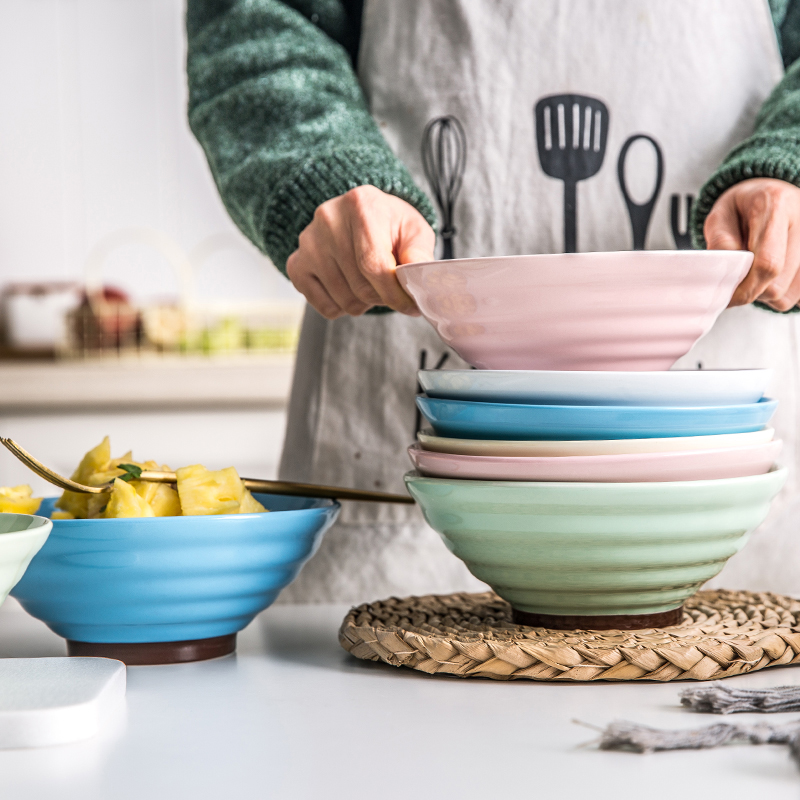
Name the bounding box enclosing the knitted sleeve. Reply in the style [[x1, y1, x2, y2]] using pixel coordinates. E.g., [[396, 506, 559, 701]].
[[186, 0, 435, 274], [690, 0, 800, 252]]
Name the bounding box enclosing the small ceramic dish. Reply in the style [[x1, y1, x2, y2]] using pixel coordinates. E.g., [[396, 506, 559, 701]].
[[418, 368, 771, 407], [397, 250, 752, 370], [0, 513, 51, 608], [417, 428, 776, 457], [12, 495, 339, 665], [416, 396, 778, 441], [407, 441, 782, 482], [404, 468, 786, 629]]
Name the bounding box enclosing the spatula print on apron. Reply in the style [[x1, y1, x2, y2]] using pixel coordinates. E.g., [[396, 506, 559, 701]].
[[535, 94, 609, 253]]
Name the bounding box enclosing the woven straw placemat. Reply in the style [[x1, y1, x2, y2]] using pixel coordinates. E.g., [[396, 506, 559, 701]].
[[339, 590, 800, 681]]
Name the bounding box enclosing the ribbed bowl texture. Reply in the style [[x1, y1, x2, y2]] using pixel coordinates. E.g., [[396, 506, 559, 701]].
[[0, 514, 51, 607], [12, 495, 339, 644], [404, 469, 786, 618], [397, 251, 753, 370]]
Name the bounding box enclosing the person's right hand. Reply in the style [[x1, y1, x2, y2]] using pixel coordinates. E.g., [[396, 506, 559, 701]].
[[286, 186, 435, 319]]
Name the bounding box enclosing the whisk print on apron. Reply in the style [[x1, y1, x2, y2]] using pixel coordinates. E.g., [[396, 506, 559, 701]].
[[279, 0, 795, 603]]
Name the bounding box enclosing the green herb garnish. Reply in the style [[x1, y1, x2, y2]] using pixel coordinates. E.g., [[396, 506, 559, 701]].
[[116, 464, 143, 483]]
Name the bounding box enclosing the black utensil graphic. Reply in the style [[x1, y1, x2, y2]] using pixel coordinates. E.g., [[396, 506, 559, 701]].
[[535, 94, 609, 253], [422, 116, 466, 260], [617, 134, 664, 250], [670, 194, 694, 249]]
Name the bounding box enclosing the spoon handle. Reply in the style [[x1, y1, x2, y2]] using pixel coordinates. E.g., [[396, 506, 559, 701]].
[[137, 472, 415, 505]]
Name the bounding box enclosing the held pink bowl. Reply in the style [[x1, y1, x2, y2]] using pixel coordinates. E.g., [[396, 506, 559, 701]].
[[407, 440, 782, 483], [397, 251, 753, 370]]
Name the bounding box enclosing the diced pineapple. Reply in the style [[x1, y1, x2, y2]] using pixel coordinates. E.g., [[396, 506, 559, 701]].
[[0, 485, 42, 515], [239, 489, 267, 514], [134, 481, 182, 517], [75, 437, 112, 482], [56, 437, 113, 518], [102, 478, 155, 519], [51, 510, 75, 520], [176, 465, 244, 515]]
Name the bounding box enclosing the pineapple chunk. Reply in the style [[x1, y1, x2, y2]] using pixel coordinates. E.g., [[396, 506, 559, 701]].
[[102, 478, 155, 518], [51, 510, 75, 520], [239, 489, 267, 514], [134, 481, 182, 517], [176, 465, 244, 515], [56, 437, 113, 518], [0, 485, 42, 515]]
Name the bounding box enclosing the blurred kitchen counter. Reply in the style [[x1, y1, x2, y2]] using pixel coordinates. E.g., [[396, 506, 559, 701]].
[[0, 354, 294, 412]]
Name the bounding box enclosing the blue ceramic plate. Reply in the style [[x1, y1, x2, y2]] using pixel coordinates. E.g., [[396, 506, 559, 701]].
[[12, 495, 339, 644], [416, 396, 778, 441]]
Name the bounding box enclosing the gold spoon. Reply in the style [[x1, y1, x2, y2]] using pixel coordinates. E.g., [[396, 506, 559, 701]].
[[0, 438, 414, 505]]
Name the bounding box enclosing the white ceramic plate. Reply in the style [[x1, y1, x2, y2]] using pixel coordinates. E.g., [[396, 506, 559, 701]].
[[417, 427, 775, 457], [418, 368, 771, 407]]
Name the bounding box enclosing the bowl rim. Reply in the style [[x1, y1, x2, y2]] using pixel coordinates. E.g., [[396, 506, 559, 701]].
[[417, 427, 776, 450], [417, 396, 777, 413], [38, 494, 339, 524], [0, 513, 53, 540], [403, 465, 787, 491], [397, 249, 754, 272], [407, 440, 782, 464], [418, 367, 771, 378]]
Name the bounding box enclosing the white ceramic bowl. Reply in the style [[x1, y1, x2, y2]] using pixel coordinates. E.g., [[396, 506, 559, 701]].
[[398, 251, 753, 370], [0, 513, 51, 607], [417, 428, 775, 457], [418, 368, 771, 406]]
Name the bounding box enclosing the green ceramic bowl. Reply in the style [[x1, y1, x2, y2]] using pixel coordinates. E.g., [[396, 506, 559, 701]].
[[405, 469, 786, 623]]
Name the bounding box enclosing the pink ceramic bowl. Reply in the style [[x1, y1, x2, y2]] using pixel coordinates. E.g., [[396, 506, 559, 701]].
[[397, 251, 753, 370], [407, 440, 781, 483]]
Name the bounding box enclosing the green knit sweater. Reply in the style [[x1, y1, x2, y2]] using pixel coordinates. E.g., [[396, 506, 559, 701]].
[[187, 0, 800, 291]]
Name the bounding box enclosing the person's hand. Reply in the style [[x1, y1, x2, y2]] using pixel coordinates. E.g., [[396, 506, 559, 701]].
[[704, 178, 800, 311], [286, 186, 434, 319]]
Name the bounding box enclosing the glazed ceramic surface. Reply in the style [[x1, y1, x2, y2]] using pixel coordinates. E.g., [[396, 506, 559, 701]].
[[418, 368, 770, 407], [12, 495, 339, 644], [0, 514, 51, 608], [408, 441, 781, 482], [404, 468, 786, 617], [418, 428, 776, 457], [397, 251, 753, 370], [417, 396, 777, 441]]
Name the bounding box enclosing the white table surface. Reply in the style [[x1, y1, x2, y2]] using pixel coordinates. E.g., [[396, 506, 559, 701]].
[[1, 597, 799, 799]]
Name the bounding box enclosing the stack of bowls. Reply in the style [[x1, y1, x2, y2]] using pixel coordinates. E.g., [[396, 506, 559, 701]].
[[407, 369, 784, 630], [397, 251, 787, 631]]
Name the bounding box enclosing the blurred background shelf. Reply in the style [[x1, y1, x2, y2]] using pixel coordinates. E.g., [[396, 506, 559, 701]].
[[0, 354, 294, 413]]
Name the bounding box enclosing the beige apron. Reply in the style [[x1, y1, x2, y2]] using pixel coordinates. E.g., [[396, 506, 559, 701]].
[[279, 0, 791, 603]]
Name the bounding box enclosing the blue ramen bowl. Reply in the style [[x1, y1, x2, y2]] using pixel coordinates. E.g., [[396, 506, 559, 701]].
[[11, 495, 339, 664], [416, 396, 778, 441]]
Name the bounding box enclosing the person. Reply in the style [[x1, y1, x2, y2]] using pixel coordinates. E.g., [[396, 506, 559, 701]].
[[187, 0, 800, 601]]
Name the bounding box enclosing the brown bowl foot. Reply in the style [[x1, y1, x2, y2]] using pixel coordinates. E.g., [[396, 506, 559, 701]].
[[67, 633, 237, 665], [511, 607, 684, 631]]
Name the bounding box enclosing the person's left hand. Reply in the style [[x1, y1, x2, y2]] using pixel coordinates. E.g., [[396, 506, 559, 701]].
[[704, 178, 800, 311]]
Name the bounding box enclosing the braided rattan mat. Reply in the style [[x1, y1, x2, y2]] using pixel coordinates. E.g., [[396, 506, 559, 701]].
[[339, 590, 800, 682]]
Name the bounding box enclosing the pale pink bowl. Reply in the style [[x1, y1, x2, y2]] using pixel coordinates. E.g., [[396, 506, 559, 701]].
[[407, 440, 781, 483], [397, 251, 753, 370]]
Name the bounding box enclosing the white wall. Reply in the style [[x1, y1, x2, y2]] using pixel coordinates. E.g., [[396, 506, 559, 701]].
[[0, 1, 297, 492], [0, 0, 301, 306]]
